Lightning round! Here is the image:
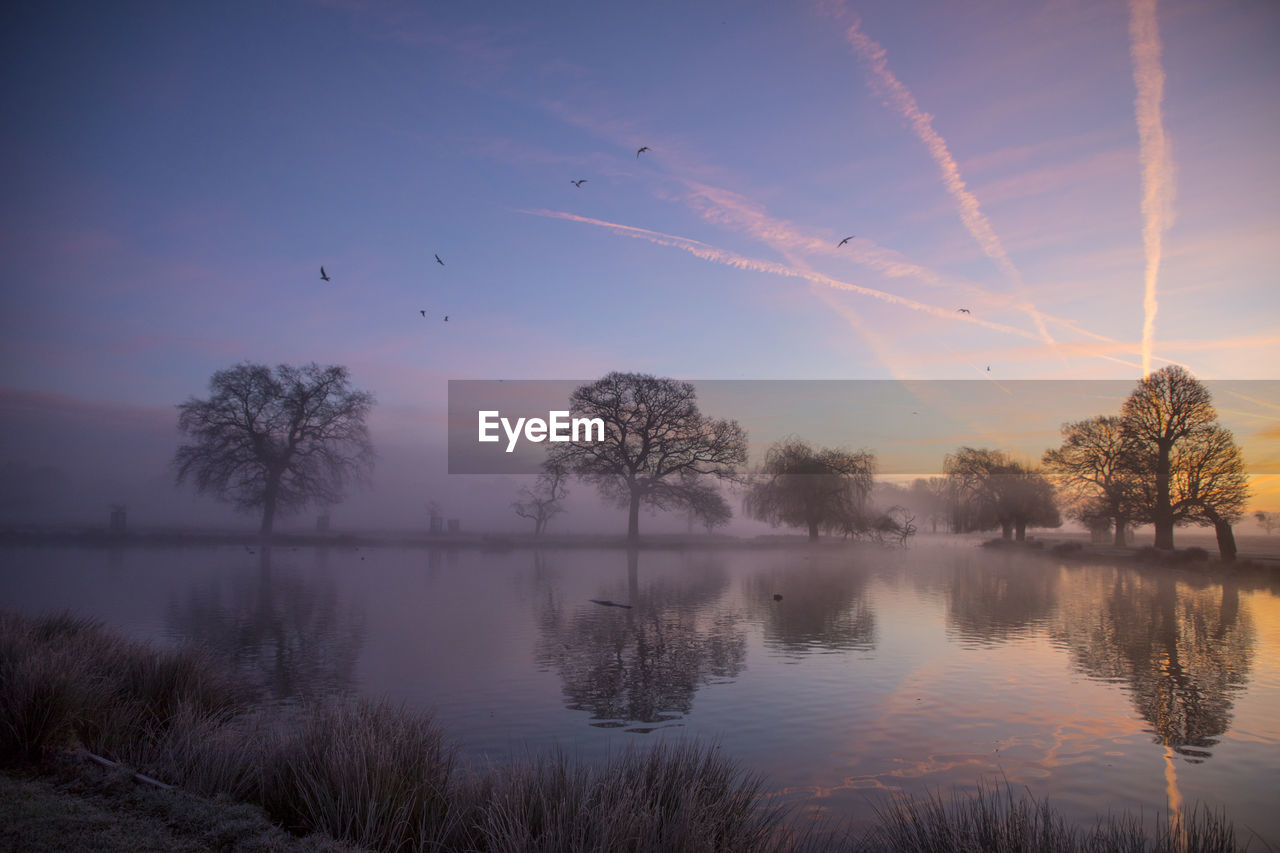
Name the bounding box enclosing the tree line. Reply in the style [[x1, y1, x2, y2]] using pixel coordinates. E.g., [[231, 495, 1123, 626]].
[[170, 363, 1254, 557]]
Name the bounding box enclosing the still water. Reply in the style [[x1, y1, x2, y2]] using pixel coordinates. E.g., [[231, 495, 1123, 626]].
[[3, 541, 1278, 841]]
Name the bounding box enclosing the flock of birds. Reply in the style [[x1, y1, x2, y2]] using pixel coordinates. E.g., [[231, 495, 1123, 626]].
[[315, 143, 983, 359]]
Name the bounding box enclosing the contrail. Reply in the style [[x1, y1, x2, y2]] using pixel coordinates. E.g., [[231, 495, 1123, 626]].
[[840, 15, 1056, 348], [1129, 0, 1174, 377], [680, 179, 1116, 346], [524, 209, 1043, 340]]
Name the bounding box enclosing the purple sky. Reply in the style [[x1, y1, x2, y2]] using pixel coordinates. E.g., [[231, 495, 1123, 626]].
[[2, 0, 1277, 527]]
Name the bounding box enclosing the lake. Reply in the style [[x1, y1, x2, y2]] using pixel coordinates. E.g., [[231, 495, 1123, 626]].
[[2, 539, 1277, 843]]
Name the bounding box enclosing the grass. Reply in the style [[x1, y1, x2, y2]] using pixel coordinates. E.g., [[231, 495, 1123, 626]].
[[857, 780, 1246, 852], [0, 608, 1261, 852]]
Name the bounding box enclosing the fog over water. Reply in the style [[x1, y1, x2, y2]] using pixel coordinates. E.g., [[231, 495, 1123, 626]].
[[3, 540, 1277, 842]]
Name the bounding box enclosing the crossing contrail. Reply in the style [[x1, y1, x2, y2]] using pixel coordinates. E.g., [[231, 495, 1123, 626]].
[[525, 208, 1048, 340], [1129, 0, 1174, 377], [839, 14, 1056, 349]]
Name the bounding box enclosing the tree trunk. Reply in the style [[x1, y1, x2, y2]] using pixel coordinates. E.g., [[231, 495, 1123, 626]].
[[1154, 442, 1174, 549], [807, 520, 820, 541], [627, 492, 641, 543], [260, 481, 279, 539], [534, 517, 545, 536], [1212, 517, 1237, 562], [1113, 517, 1128, 547], [1001, 520, 1013, 539], [1015, 520, 1027, 541]]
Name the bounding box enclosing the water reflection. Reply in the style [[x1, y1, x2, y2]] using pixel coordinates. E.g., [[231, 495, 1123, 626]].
[[1053, 568, 1254, 762], [534, 550, 746, 731], [745, 556, 876, 655], [945, 554, 1059, 645], [165, 547, 368, 700]]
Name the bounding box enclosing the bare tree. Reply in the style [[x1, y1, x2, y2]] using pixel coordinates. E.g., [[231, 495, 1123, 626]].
[[945, 447, 1059, 541], [743, 438, 875, 540], [1256, 511, 1279, 535], [512, 460, 570, 536], [1120, 366, 1217, 549], [1042, 416, 1145, 546], [174, 362, 375, 537], [547, 373, 747, 543], [1164, 425, 1249, 561], [683, 480, 733, 533]]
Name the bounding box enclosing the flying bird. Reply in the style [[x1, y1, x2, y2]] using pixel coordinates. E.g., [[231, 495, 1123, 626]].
[[571, 179, 587, 187], [320, 266, 330, 281], [957, 308, 970, 314], [435, 254, 444, 266], [838, 235, 855, 247], [420, 310, 426, 317], [444, 315, 449, 322], [636, 146, 650, 158]]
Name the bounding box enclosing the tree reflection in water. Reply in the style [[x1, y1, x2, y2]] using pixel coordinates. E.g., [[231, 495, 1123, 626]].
[[744, 556, 876, 655], [944, 554, 1060, 646], [1052, 568, 1253, 762], [165, 547, 368, 701], [534, 550, 746, 732]]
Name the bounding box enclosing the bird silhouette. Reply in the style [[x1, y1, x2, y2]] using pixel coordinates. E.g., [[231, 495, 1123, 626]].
[[420, 310, 426, 317], [444, 315, 449, 322], [636, 146, 650, 158], [838, 235, 855, 247], [320, 266, 330, 281], [987, 366, 991, 372], [957, 308, 970, 314], [435, 254, 444, 266], [571, 179, 587, 187]]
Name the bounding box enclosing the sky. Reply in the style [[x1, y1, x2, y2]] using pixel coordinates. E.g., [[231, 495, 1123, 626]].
[[1, 0, 1278, 529]]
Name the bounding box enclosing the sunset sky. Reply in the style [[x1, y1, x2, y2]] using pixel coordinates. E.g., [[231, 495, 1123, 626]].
[[2, 0, 1278, 525]]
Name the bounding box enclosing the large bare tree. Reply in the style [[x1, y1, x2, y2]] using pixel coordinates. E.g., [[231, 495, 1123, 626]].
[[174, 362, 375, 537], [1042, 416, 1145, 546], [546, 372, 747, 543], [743, 438, 875, 540], [1120, 365, 1217, 549], [1161, 424, 1249, 560]]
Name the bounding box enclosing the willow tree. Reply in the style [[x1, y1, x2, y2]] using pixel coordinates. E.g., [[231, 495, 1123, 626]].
[[546, 372, 747, 543], [174, 362, 375, 537], [743, 438, 875, 540], [945, 447, 1059, 541]]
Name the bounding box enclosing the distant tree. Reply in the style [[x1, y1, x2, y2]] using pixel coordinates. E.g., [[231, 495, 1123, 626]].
[[512, 460, 570, 536], [1256, 511, 1279, 535], [684, 481, 733, 533], [1120, 366, 1218, 549], [174, 362, 375, 537], [908, 476, 951, 533], [1042, 416, 1145, 546], [743, 438, 875, 540], [867, 506, 917, 547], [945, 447, 1059, 541], [546, 372, 747, 543]]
